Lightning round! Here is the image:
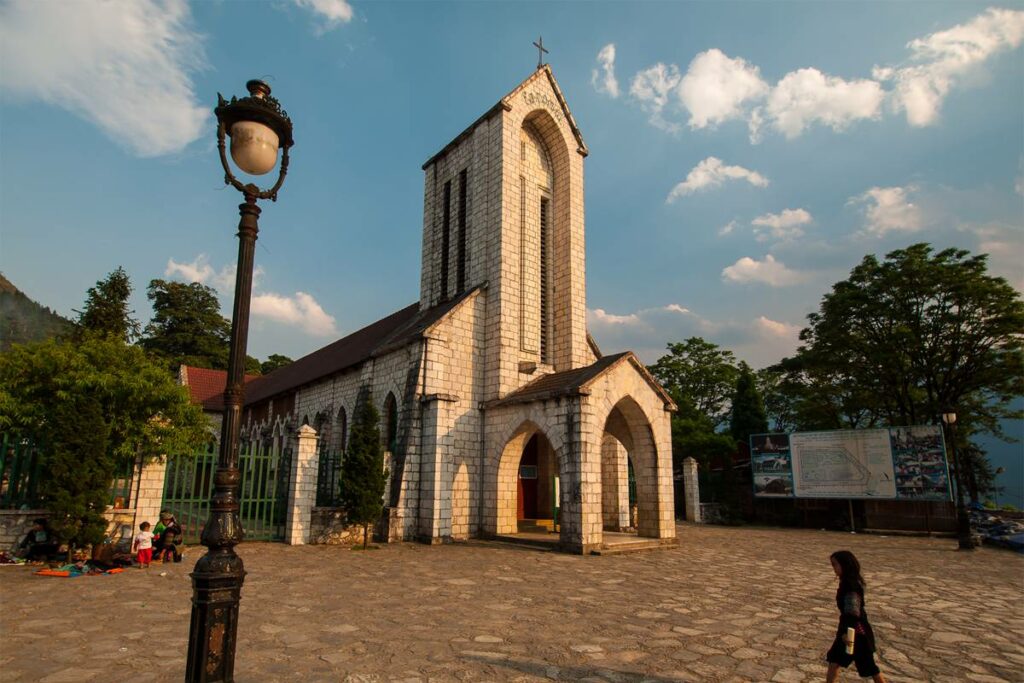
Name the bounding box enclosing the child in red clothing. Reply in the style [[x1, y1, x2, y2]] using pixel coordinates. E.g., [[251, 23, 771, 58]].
[[132, 522, 154, 568]]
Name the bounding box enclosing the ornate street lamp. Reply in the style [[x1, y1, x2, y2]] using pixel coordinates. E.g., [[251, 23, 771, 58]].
[[941, 411, 976, 551], [186, 79, 294, 683]]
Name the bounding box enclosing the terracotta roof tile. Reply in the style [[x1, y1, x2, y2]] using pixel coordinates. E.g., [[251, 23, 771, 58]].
[[182, 366, 260, 412]]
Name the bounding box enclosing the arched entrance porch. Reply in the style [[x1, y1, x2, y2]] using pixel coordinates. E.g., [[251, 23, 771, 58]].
[[494, 421, 563, 538], [600, 396, 663, 539]]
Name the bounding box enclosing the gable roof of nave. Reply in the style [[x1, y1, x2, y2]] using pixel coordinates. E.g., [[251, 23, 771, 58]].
[[244, 286, 481, 406], [422, 65, 587, 171], [484, 351, 676, 411]]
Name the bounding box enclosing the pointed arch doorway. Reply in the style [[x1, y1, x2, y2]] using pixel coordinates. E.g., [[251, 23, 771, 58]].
[[516, 432, 559, 533]]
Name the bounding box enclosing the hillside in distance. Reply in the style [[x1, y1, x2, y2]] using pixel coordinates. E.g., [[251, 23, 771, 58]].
[[0, 273, 73, 351]]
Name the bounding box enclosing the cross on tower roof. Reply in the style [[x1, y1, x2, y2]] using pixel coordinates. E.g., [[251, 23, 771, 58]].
[[533, 36, 549, 70]]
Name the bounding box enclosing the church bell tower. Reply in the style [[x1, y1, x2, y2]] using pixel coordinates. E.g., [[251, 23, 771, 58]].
[[419, 65, 591, 398]]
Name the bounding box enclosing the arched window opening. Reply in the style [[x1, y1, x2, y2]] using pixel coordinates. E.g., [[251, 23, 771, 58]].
[[337, 406, 348, 453], [383, 393, 398, 454]]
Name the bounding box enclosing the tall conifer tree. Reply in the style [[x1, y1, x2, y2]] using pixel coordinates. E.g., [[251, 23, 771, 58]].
[[340, 387, 387, 549]]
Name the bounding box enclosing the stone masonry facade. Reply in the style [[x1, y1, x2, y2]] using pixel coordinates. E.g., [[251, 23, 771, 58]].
[[238, 67, 688, 553]]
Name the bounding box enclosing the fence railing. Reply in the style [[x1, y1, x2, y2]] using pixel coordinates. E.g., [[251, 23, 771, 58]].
[[1, 433, 137, 510], [0, 434, 43, 509], [316, 447, 343, 507], [161, 440, 292, 543]]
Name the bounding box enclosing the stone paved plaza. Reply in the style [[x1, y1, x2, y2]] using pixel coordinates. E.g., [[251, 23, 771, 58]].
[[1, 524, 1021, 682]]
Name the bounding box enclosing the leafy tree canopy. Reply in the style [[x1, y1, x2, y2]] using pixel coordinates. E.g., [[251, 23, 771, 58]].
[[649, 337, 738, 426], [141, 279, 231, 370], [0, 336, 208, 465], [261, 354, 294, 374], [788, 243, 1023, 439], [75, 266, 140, 343]]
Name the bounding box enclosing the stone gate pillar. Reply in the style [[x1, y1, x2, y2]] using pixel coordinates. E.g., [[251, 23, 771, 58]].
[[683, 456, 701, 523], [286, 425, 320, 545]]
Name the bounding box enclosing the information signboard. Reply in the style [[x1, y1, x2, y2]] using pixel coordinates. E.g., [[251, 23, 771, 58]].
[[751, 425, 951, 501], [790, 429, 896, 499]]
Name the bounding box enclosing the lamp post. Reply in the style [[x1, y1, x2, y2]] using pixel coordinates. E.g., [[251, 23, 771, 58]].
[[941, 411, 976, 551], [186, 79, 294, 683]]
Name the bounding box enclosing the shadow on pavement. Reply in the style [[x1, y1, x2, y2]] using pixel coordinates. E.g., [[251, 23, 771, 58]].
[[461, 653, 683, 682]]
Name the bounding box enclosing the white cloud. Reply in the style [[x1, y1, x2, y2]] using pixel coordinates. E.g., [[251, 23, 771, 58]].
[[849, 186, 924, 236], [877, 8, 1024, 126], [751, 208, 814, 242], [589, 308, 641, 326], [678, 49, 769, 129], [252, 292, 338, 336], [166, 255, 214, 285], [592, 43, 620, 98], [718, 220, 739, 237], [292, 0, 354, 33], [962, 221, 1024, 290], [588, 304, 802, 368], [721, 254, 808, 286], [753, 316, 801, 341], [629, 63, 682, 133], [666, 157, 769, 202], [166, 254, 334, 336], [0, 0, 206, 157], [764, 68, 884, 138], [164, 255, 256, 294]]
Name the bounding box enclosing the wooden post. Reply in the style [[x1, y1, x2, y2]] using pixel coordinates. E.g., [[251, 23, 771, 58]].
[[848, 499, 856, 533]]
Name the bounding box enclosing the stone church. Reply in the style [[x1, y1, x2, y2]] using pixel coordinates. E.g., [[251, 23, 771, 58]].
[[241, 65, 678, 554]]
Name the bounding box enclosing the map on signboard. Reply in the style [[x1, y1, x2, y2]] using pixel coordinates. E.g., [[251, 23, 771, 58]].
[[790, 429, 897, 499]]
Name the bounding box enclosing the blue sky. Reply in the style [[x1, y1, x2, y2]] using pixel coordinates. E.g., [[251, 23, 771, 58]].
[[1, 0, 1021, 503]]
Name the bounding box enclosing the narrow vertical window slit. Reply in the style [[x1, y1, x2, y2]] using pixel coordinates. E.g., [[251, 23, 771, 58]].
[[457, 169, 468, 292], [441, 180, 451, 300]]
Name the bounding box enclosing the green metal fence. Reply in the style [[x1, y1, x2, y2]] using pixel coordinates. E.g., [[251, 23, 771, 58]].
[[1, 433, 138, 510], [161, 440, 291, 543], [0, 434, 43, 509]]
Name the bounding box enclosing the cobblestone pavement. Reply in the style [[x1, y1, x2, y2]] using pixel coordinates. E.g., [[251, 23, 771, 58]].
[[1, 524, 1021, 682]]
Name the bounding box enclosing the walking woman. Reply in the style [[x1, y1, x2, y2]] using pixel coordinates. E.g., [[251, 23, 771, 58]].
[[826, 550, 888, 682]]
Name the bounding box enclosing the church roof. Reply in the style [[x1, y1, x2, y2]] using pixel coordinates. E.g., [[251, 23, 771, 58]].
[[180, 366, 260, 412], [243, 287, 482, 406], [485, 352, 676, 411], [422, 65, 587, 170]]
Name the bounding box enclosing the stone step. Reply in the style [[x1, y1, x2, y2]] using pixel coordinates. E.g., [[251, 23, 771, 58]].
[[591, 538, 679, 556]]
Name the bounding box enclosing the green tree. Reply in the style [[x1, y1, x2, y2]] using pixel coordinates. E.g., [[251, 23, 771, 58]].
[[75, 266, 140, 342], [340, 387, 387, 548], [260, 354, 294, 374], [796, 244, 1023, 437], [141, 279, 231, 370], [729, 362, 768, 445], [0, 337, 207, 556], [649, 338, 739, 474], [649, 338, 738, 426], [44, 398, 115, 561]]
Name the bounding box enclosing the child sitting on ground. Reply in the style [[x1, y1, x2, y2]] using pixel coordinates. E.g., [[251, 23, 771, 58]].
[[131, 522, 154, 569], [154, 528, 178, 563]]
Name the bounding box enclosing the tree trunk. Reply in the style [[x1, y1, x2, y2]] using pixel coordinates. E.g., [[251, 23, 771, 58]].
[[362, 523, 369, 549]]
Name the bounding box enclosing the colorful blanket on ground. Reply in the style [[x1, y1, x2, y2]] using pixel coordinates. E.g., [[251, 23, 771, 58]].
[[34, 562, 124, 577]]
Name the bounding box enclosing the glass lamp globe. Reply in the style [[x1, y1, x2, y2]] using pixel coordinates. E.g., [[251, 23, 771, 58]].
[[230, 120, 280, 176]]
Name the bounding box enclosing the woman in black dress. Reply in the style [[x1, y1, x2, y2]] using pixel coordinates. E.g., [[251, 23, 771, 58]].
[[826, 550, 888, 682]]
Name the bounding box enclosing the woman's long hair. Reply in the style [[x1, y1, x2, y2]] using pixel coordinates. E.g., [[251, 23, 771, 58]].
[[831, 550, 866, 591]]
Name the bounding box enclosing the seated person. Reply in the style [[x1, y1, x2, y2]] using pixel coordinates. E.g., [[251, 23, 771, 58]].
[[152, 511, 183, 563], [18, 518, 59, 561]]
